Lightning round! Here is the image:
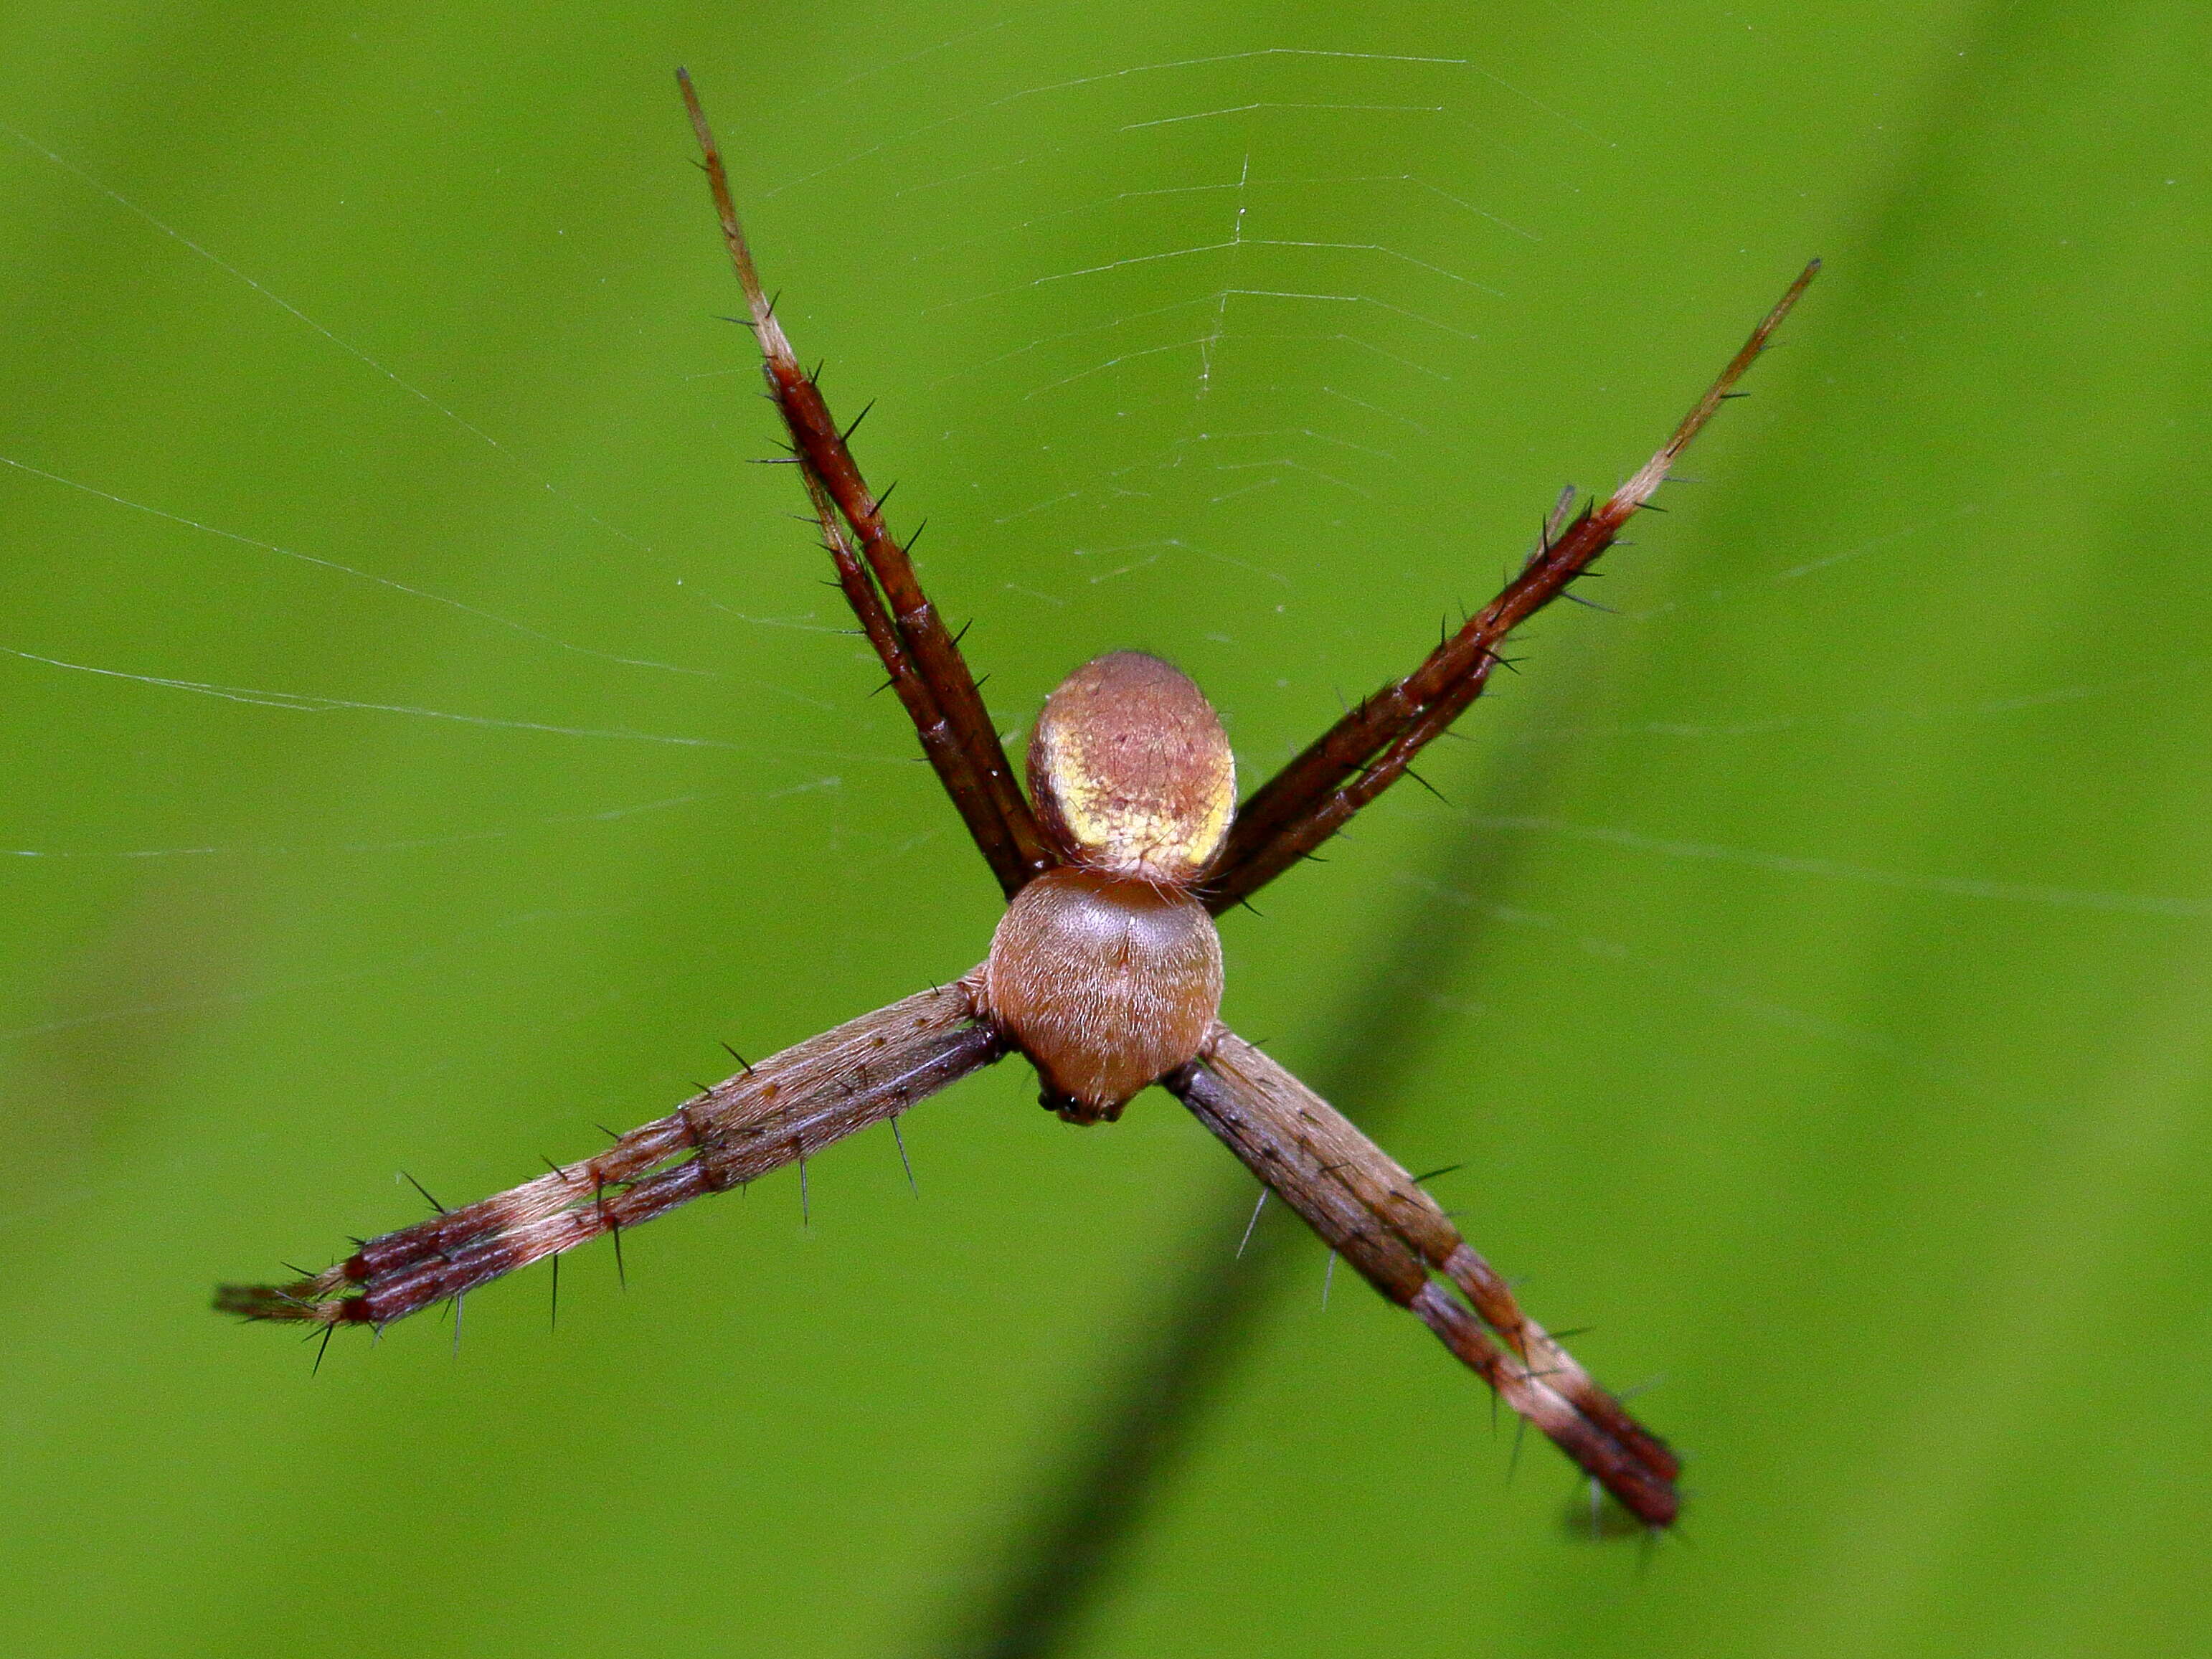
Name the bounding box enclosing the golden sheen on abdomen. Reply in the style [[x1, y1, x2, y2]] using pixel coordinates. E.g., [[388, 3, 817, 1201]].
[[982, 867, 1224, 1122]]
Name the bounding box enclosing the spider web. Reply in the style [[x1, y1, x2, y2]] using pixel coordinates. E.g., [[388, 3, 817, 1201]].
[[0, 4, 2200, 1654], [0, 22, 2158, 1057]]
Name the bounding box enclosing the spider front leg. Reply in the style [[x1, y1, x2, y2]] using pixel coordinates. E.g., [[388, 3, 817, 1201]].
[[216, 983, 1005, 1330], [1199, 260, 1819, 914], [679, 72, 1055, 899], [1167, 1026, 1680, 1527]]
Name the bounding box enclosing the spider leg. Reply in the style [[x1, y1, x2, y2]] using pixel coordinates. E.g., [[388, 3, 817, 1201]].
[[1199, 261, 1819, 914], [679, 72, 1052, 898], [214, 980, 1003, 1330], [1166, 1024, 1680, 1527]]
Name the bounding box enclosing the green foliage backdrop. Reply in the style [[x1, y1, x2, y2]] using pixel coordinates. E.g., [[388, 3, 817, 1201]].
[[1, 3, 2205, 1654]]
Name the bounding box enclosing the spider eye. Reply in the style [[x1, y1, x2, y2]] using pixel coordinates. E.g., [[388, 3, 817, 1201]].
[[1026, 651, 1235, 884]]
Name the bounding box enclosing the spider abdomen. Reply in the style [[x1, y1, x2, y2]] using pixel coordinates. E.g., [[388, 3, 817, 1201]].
[[980, 866, 1223, 1124], [1027, 651, 1235, 883]]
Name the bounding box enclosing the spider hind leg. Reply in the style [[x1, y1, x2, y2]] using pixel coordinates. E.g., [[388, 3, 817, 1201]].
[[1199, 261, 1819, 913], [679, 71, 1053, 899]]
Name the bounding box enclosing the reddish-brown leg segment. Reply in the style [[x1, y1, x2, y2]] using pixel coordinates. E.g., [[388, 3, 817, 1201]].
[[215, 982, 1003, 1329], [679, 72, 1054, 899], [1199, 261, 1819, 914], [1167, 1026, 1680, 1526]]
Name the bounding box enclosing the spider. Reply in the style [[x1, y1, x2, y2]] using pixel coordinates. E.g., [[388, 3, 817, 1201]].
[[216, 71, 1818, 1533]]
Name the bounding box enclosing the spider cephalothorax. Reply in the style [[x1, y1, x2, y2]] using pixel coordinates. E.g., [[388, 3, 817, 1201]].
[[214, 71, 1820, 1533]]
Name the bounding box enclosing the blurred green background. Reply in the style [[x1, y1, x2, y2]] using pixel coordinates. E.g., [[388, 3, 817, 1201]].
[[2, 1, 2206, 1654]]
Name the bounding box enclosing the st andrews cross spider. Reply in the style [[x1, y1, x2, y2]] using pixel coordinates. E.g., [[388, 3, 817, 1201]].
[[216, 72, 1819, 1531]]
